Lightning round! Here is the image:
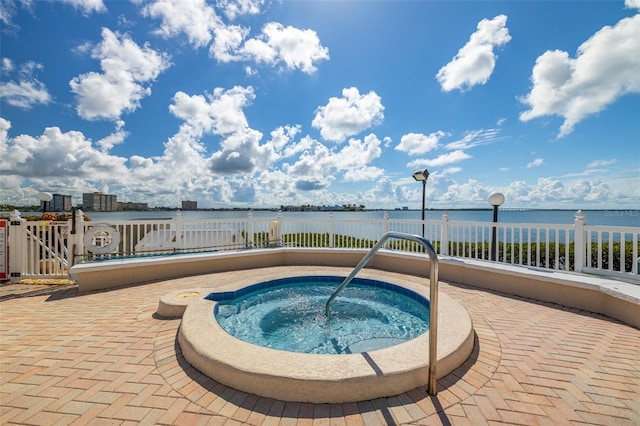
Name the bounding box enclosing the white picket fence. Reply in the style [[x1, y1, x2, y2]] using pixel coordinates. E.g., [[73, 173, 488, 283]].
[[4, 209, 639, 283]]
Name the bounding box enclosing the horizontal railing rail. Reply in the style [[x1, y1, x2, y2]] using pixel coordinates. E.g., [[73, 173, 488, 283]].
[[6, 209, 639, 282]]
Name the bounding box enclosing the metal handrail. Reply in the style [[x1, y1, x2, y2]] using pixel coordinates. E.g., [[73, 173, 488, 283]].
[[324, 231, 440, 395]]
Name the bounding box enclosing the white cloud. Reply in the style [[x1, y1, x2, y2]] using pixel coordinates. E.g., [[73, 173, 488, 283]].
[[408, 150, 471, 168], [405, 174, 623, 208], [262, 125, 301, 163], [217, 0, 264, 20], [439, 179, 491, 204], [436, 15, 511, 92], [207, 128, 266, 175], [97, 121, 129, 151], [587, 159, 616, 168], [240, 22, 329, 74], [210, 24, 249, 62], [444, 128, 505, 150], [312, 87, 384, 143], [169, 86, 255, 136], [61, 0, 106, 15], [395, 131, 445, 155], [141, 1, 328, 74], [627, 0, 640, 10], [280, 133, 383, 191], [442, 167, 462, 175], [0, 60, 51, 109], [283, 140, 334, 190], [333, 133, 383, 170], [343, 166, 384, 182], [69, 28, 171, 121], [141, 0, 221, 48], [0, 0, 20, 31], [1, 58, 13, 72], [519, 14, 640, 137], [0, 123, 129, 182], [527, 158, 544, 168]]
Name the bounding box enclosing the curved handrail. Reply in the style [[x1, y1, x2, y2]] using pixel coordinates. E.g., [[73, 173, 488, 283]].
[[324, 231, 439, 395]]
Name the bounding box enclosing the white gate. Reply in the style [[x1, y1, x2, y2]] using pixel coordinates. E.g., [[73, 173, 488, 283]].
[[7, 211, 77, 282]]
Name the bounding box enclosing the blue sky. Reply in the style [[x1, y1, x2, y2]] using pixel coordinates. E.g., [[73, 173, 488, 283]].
[[1, 0, 639, 210]]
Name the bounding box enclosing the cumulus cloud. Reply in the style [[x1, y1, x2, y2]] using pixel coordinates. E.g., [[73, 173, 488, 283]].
[[395, 131, 445, 155], [312, 88, 384, 143], [140, 1, 328, 74], [627, 0, 640, 10], [217, 0, 264, 21], [97, 120, 129, 151], [0, 59, 51, 109], [70, 28, 171, 120], [284, 140, 334, 190], [240, 23, 329, 73], [436, 15, 511, 92], [0, 121, 129, 182], [210, 24, 249, 62], [334, 134, 383, 168], [261, 125, 301, 164], [280, 133, 383, 192], [207, 128, 266, 175], [519, 14, 640, 137], [141, 0, 221, 47], [170, 86, 255, 136]]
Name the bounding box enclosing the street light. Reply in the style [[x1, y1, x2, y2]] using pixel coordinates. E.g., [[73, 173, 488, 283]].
[[412, 169, 430, 237], [488, 192, 505, 261]]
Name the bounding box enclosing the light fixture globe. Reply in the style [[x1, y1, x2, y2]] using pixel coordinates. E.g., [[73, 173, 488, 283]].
[[488, 192, 505, 207], [412, 169, 430, 182], [39, 192, 53, 202]]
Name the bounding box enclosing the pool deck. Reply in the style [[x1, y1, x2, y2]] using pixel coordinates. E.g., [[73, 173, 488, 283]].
[[1, 265, 639, 425]]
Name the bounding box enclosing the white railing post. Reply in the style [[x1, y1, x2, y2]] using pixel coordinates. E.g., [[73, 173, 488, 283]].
[[275, 210, 283, 247], [247, 211, 254, 248], [440, 212, 449, 255], [383, 211, 389, 235], [175, 210, 184, 250], [574, 210, 586, 273], [70, 209, 85, 266], [8, 210, 25, 283], [329, 213, 335, 248]]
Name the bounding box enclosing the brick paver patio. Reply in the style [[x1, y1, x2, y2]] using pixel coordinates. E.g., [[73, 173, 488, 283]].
[[1, 266, 639, 425]]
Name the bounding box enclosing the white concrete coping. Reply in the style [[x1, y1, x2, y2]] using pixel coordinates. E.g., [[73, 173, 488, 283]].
[[157, 288, 211, 318]]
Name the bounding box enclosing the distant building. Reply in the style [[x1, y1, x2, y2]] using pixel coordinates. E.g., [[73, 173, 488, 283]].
[[181, 200, 197, 210], [82, 192, 117, 212], [119, 202, 148, 211], [50, 194, 72, 212]]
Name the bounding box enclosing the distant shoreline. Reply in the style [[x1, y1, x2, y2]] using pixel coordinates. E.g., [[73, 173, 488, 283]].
[[2, 207, 639, 214]]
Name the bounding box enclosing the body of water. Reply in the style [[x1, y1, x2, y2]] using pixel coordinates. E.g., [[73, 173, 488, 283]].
[[3, 208, 639, 227]]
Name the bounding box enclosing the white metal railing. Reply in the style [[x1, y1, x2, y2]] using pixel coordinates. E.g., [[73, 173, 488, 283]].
[[5, 209, 639, 282]]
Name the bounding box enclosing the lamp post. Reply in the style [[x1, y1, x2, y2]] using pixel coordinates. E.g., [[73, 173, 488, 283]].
[[488, 192, 505, 261], [412, 169, 430, 237]]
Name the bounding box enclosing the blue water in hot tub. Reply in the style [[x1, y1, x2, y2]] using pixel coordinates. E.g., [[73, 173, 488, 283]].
[[209, 276, 430, 355]]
